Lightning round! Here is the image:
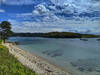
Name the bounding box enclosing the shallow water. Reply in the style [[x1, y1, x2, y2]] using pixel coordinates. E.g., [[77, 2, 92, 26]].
[[9, 37, 100, 75]]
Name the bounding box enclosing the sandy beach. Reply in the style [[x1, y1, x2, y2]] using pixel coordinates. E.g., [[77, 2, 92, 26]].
[[3, 43, 73, 75]]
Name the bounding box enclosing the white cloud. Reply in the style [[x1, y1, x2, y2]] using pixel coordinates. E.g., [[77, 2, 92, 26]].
[[52, 0, 100, 14], [17, 13, 32, 16], [1, 0, 99, 34], [49, 6, 56, 10], [16, 13, 32, 19], [16, 4, 59, 22], [10, 18, 100, 34], [1, 0, 100, 14], [8, 19, 21, 26], [0, 0, 34, 5], [32, 4, 60, 21], [0, 9, 5, 13], [32, 4, 50, 16]]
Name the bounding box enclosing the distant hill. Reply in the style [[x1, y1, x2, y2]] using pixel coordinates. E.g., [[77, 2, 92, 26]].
[[12, 32, 100, 38]]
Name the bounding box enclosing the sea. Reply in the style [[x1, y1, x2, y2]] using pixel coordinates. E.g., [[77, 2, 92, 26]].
[[8, 37, 100, 75]]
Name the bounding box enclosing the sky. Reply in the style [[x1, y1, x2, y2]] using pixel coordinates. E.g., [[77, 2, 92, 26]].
[[0, 0, 100, 34]]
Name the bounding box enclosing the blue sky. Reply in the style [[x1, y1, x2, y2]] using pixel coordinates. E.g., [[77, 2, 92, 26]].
[[0, 0, 100, 34]]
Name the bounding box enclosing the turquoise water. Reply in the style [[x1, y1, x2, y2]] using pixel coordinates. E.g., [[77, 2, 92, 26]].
[[9, 37, 100, 75]]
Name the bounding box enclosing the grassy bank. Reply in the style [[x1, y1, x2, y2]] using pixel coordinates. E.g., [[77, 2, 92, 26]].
[[0, 40, 37, 75]]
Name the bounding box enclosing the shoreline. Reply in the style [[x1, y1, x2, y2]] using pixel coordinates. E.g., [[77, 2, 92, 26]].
[[3, 43, 73, 75]]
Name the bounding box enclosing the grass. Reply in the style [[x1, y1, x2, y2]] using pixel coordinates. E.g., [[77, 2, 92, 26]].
[[0, 40, 2, 44], [0, 40, 37, 75]]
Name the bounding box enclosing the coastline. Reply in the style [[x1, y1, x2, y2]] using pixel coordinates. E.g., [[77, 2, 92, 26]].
[[3, 43, 73, 75]]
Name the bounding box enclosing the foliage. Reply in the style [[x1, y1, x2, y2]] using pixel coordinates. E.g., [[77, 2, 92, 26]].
[[44, 32, 100, 38], [0, 21, 13, 41], [12, 32, 100, 38], [0, 40, 2, 44], [0, 42, 37, 75]]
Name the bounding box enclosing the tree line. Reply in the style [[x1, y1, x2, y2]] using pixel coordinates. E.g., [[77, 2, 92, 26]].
[[13, 32, 100, 38]]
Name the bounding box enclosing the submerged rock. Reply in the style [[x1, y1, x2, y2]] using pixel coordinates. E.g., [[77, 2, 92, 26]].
[[51, 51, 63, 57], [42, 50, 50, 54], [70, 58, 100, 73], [80, 39, 88, 41], [42, 50, 63, 57], [97, 39, 100, 41]]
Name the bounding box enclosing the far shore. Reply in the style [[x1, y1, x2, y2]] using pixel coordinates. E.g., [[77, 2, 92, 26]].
[[3, 42, 73, 75]]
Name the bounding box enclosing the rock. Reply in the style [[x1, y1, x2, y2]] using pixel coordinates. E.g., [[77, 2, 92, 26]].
[[70, 58, 100, 73], [51, 52, 63, 57], [80, 39, 88, 41], [97, 39, 100, 41]]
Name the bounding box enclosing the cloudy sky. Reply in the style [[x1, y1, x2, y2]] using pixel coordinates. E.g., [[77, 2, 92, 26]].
[[0, 0, 100, 34]]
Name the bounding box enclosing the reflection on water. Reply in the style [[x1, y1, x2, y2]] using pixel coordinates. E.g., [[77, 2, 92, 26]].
[[9, 37, 100, 75]]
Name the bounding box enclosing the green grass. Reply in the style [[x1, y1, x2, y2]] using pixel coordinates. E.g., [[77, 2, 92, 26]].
[[0, 40, 2, 44], [0, 40, 37, 75]]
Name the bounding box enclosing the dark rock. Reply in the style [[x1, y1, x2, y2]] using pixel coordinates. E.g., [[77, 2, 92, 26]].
[[80, 39, 88, 41], [45, 69, 53, 72], [97, 39, 100, 41], [70, 58, 100, 73], [42, 50, 63, 57], [42, 51, 49, 54], [78, 67, 84, 72]]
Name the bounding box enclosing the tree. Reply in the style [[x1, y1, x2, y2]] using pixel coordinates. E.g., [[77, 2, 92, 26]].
[[0, 21, 13, 43]]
